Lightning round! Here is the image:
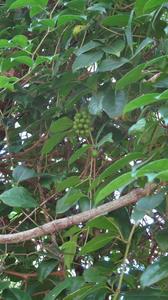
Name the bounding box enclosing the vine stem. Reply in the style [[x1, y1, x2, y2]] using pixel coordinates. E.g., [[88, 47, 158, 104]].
[[113, 224, 137, 300]]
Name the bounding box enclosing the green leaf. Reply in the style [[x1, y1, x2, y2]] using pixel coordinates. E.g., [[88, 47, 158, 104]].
[[80, 234, 113, 255], [157, 89, 168, 100], [143, 0, 166, 13], [69, 144, 90, 165], [98, 58, 128, 72], [56, 189, 83, 214], [155, 229, 168, 251], [103, 90, 127, 118], [75, 41, 101, 56], [135, 0, 147, 16], [95, 172, 133, 205], [38, 260, 58, 282], [125, 10, 134, 54], [96, 133, 113, 148], [83, 262, 113, 283], [91, 152, 142, 191], [132, 37, 153, 58], [9, 0, 48, 9], [131, 207, 147, 223], [100, 152, 142, 181], [35, 55, 55, 66], [56, 176, 80, 192], [42, 132, 67, 155], [88, 3, 106, 14], [0, 281, 10, 290], [103, 39, 125, 57], [72, 51, 103, 72], [158, 106, 168, 125], [12, 35, 28, 48], [140, 256, 168, 287], [64, 284, 107, 300], [86, 216, 122, 237], [88, 92, 104, 115], [136, 193, 165, 211], [136, 159, 168, 177], [116, 55, 167, 90], [57, 15, 87, 26], [2, 288, 32, 300], [0, 187, 38, 208], [11, 56, 33, 67], [12, 166, 37, 183], [44, 279, 72, 300], [156, 170, 168, 181], [66, 0, 85, 12], [102, 15, 129, 27], [116, 63, 146, 90], [49, 117, 73, 133], [0, 39, 10, 48], [124, 93, 160, 113], [121, 289, 168, 299], [61, 240, 77, 269], [128, 118, 146, 134], [89, 89, 127, 117], [0, 76, 10, 88]]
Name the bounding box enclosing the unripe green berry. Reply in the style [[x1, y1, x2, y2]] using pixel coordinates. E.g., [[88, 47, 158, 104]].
[[92, 149, 98, 158]]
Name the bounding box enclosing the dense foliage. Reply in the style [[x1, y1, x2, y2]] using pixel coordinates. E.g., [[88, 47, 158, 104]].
[[1, 0, 168, 299]]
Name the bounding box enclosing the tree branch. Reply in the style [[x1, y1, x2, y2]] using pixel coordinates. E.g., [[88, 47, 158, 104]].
[[4, 270, 65, 280], [0, 184, 156, 244]]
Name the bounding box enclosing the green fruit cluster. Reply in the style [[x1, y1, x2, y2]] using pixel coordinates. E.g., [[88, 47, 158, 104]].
[[73, 111, 92, 137]]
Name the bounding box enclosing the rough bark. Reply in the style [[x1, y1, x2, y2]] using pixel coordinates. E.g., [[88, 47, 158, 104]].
[[0, 184, 155, 244]]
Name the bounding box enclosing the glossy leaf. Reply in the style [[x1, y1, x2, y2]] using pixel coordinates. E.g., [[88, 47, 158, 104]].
[[143, 0, 166, 13], [96, 133, 113, 148], [44, 279, 72, 300], [38, 260, 58, 282], [129, 118, 146, 134], [12, 35, 28, 48], [57, 15, 87, 26], [12, 166, 37, 182], [80, 234, 113, 255], [140, 257, 168, 287], [0, 187, 38, 208], [41, 132, 67, 154], [124, 93, 159, 113], [61, 240, 77, 269], [102, 15, 129, 27], [64, 284, 107, 300], [50, 117, 73, 133], [98, 57, 128, 72], [136, 193, 165, 211], [2, 288, 32, 300], [95, 172, 133, 204], [72, 51, 103, 72], [116, 63, 146, 90], [11, 56, 33, 67], [75, 41, 101, 56], [9, 0, 48, 9], [68, 144, 90, 165], [56, 176, 80, 192], [121, 289, 168, 299], [136, 159, 168, 177], [56, 189, 83, 214], [155, 229, 168, 251]]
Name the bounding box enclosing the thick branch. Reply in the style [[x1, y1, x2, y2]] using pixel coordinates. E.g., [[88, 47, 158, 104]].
[[0, 184, 155, 244], [4, 270, 65, 280]]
